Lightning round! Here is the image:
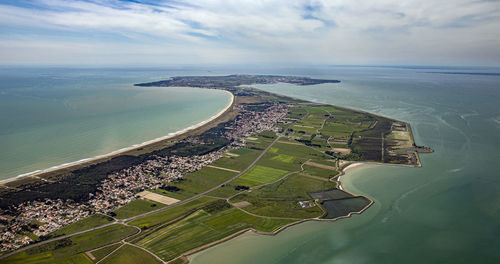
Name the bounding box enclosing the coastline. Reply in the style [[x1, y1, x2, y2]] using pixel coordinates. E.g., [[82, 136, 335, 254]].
[[184, 162, 374, 264], [336, 162, 367, 190], [0, 90, 234, 185], [0, 74, 436, 263]]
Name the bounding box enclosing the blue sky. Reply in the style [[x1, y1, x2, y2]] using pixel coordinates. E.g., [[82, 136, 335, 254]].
[[1, 0, 500, 66]]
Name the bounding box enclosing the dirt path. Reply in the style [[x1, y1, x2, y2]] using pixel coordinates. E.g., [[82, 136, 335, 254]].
[[206, 165, 241, 173], [304, 161, 337, 171], [300, 173, 329, 182]]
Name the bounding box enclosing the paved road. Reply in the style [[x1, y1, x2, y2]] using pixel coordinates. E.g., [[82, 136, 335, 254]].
[[0, 221, 119, 259], [1, 107, 306, 260], [0, 135, 282, 260], [125, 134, 282, 222]]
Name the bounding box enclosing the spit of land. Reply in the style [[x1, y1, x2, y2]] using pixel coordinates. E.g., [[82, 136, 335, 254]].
[[0, 75, 431, 264]]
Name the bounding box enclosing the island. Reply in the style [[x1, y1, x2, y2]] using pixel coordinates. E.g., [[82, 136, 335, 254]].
[[0, 75, 432, 264]]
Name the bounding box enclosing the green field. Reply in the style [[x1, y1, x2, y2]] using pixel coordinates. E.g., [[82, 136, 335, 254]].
[[49, 214, 114, 237], [256, 152, 303, 172], [302, 165, 339, 179], [3, 224, 137, 264], [211, 147, 261, 171], [89, 243, 121, 262], [100, 245, 161, 264], [274, 142, 329, 160], [292, 125, 317, 135], [270, 154, 296, 163], [129, 196, 218, 228], [154, 167, 237, 200], [206, 183, 243, 198], [232, 165, 289, 187], [229, 174, 335, 219], [113, 199, 166, 219], [136, 202, 293, 261], [283, 104, 398, 163], [268, 147, 278, 153]]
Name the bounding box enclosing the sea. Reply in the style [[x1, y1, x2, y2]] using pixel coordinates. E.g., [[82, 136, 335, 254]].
[[0, 67, 233, 181], [1, 66, 499, 263]]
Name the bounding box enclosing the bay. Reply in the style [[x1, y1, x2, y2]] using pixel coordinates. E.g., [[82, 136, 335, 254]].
[[0, 68, 233, 181]]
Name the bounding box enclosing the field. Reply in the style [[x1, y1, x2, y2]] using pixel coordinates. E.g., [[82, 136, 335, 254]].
[[49, 214, 114, 237], [136, 203, 293, 262], [113, 199, 166, 219], [229, 174, 336, 219], [302, 164, 339, 179], [255, 152, 303, 172], [129, 196, 218, 228], [154, 166, 237, 200], [89, 243, 121, 262], [210, 147, 261, 171], [100, 245, 161, 264], [270, 154, 296, 163], [232, 165, 289, 187], [205, 182, 243, 198], [3, 225, 137, 264], [283, 104, 420, 164]]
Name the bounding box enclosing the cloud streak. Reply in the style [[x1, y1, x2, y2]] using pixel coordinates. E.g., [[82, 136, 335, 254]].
[[0, 0, 499, 65]]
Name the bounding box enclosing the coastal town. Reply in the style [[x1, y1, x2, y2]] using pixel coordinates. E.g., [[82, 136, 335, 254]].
[[0, 101, 289, 252]]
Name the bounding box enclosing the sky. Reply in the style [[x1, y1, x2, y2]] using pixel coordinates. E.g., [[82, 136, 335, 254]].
[[1, 0, 500, 66]]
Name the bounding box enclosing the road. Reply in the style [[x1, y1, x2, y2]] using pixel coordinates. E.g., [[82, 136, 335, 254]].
[[124, 134, 282, 222], [0, 106, 306, 260]]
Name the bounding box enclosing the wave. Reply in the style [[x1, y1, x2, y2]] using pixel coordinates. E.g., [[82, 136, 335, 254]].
[[493, 116, 500, 125], [447, 167, 464, 173]]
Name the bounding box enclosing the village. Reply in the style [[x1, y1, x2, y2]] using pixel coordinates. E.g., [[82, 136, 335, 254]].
[[0, 101, 289, 252]]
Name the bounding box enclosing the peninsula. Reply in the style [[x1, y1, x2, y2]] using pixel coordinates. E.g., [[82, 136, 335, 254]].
[[0, 75, 431, 264]]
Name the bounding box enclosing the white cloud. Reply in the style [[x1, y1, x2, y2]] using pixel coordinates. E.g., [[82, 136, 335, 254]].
[[0, 0, 499, 65]]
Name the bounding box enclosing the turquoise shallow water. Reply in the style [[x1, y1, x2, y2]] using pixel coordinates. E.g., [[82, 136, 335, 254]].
[[0, 68, 232, 180], [189, 67, 500, 263]]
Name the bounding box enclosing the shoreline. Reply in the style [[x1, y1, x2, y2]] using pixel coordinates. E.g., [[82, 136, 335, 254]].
[[187, 160, 425, 263], [184, 162, 375, 264], [0, 75, 432, 262], [336, 162, 367, 190], [0, 91, 234, 185]]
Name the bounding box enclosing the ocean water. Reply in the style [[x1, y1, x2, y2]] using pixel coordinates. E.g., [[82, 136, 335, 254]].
[[189, 66, 500, 263], [0, 68, 232, 180]]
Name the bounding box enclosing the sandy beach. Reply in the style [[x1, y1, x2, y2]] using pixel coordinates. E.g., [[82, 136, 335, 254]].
[[0, 90, 234, 185], [336, 162, 366, 190]]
